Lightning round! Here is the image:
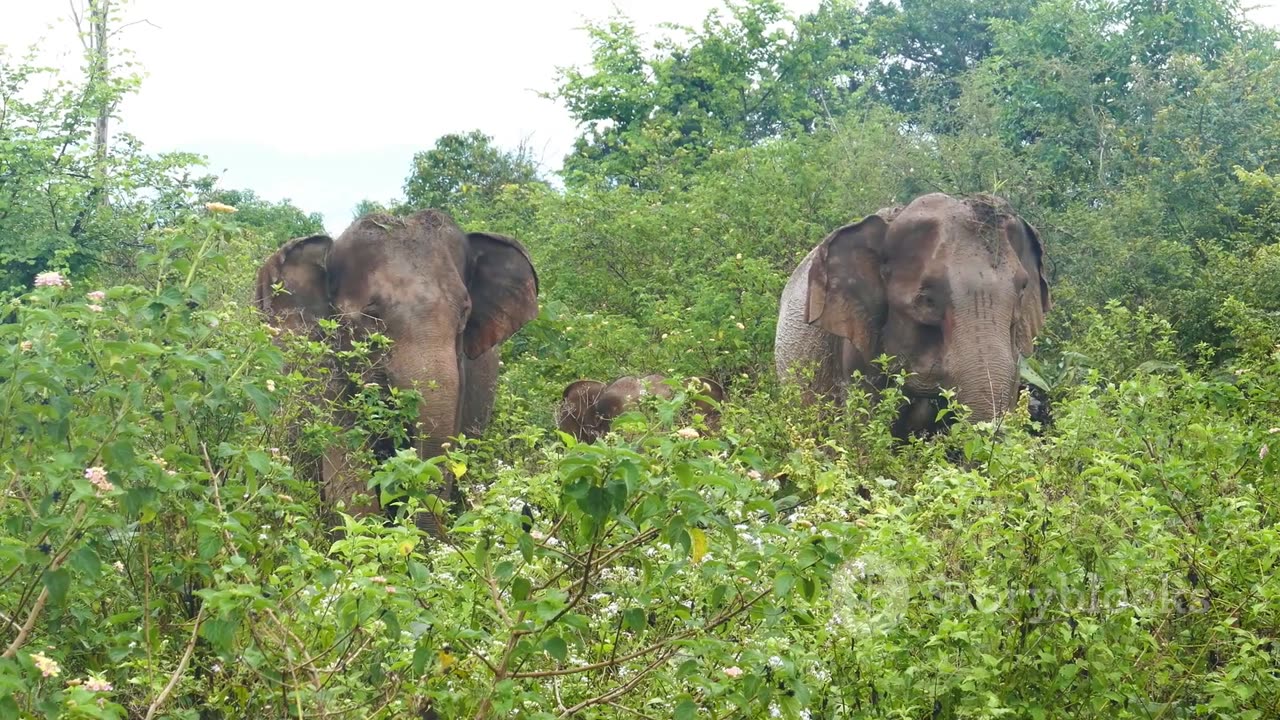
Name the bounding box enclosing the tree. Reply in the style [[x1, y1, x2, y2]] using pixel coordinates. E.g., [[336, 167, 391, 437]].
[[555, 0, 872, 188], [199, 185, 325, 242], [859, 0, 1040, 121], [401, 131, 542, 213], [0, 8, 201, 292]]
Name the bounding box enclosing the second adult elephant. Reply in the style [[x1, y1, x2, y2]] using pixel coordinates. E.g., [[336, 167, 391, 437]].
[[557, 375, 725, 443], [775, 193, 1050, 434], [256, 209, 539, 523]]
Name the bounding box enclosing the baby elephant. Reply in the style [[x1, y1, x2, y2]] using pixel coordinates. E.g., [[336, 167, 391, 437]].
[[557, 375, 725, 443]]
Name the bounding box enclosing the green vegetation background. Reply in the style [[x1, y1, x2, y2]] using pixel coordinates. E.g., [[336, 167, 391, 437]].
[[1, 0, 1278, 717]]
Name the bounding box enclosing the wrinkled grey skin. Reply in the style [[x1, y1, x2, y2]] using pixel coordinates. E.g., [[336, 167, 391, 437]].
[[556, 375, 725, 443], [256, 210, 538, 523], [775, 193, 1050, 433]]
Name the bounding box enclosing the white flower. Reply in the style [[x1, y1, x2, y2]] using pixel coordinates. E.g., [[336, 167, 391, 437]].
[[113, 561, 124, 573], [34, 271, 67, 288], [677, 427, 700, 440], [19, 341, 32, 352], [1261, 444, 1270, 461], [87, 304, 103, 313], [205, 202, 238, 214], [747, 469, 762, 481], [86, 290, 106, 301], [30, 651, 60, 677], [265, 380, 276, 392], [1269, 428, 1280, 434], [371, 576, 387, 584], [209, 317, 220, 328], [736, 322, 745, 330], [83, 676, 113, 692], [84, 466, 113, 495], [767, 655, 784, 669], [769, 702, 782, 718], [723, 666, 743, 678]]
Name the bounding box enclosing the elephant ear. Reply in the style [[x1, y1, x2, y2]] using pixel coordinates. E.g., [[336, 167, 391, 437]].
[[463, 232, 540, 359], [805, 214, 890, 357], [557, 380, 607, 441], [1005, 217, 1052, 355], [255, 234, 333, 332]]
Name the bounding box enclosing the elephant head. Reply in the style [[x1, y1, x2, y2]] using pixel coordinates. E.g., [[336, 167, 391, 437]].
[[556, 374, 725, 443], [781, 192, 1049, 429], [256, 210, 538, 519]]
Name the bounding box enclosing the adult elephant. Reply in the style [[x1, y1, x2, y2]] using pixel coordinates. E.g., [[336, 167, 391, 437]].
[[774, 193, 1050, 434], [256, 209, 538, 527]]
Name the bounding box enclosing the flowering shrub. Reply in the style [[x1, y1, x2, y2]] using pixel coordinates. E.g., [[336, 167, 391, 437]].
[[1, 218, 1279, 718]]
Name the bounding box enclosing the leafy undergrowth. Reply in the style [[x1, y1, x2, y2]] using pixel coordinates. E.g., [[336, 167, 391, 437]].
[[0, 220, 1278, 719]]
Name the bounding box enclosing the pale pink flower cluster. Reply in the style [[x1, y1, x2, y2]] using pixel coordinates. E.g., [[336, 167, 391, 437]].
[[83, 676, 113, 692], [86, 290, 106, 301], [723, 666, 744, 678], [677, 427, 700, 440], [85, 466, 113, 495], [34, 271, 67, 288], [87, 304, 103, 313], [205, 202, 238, 214], [30, 651, 60, 678]]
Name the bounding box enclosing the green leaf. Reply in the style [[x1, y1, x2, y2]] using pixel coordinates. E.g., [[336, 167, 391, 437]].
[[543, 636, 567, 662], [623, 607, 646, 632], [69, 546, 101, 578], [201, 617, 238, 652], [518, 532, 535, 563], [773, 571, 795, 598], [412, 643, 432, 675], [674, 697, 697, 720], [43, 568, 70, 606], [1019, 357, 1050, 391], [512, 576, 531, 602]]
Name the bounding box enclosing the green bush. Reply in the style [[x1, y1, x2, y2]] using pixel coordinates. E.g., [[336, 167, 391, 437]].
[[1, 219, 1278, 717]]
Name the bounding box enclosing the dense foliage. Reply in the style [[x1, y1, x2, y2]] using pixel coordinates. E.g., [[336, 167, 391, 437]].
[[2, 0, 1279, 717]]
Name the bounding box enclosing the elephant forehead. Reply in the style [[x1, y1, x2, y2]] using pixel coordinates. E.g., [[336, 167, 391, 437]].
[[888, 199, 1015, 269], [330, 234, 466, 299]]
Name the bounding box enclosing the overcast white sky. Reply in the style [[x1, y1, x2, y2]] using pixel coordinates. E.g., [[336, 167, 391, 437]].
[[5, 1, 1280, 234]]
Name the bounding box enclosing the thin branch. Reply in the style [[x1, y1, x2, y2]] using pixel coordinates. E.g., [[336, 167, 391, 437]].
[[142, 605, 204, 720], [512, 587, 772, 679], [108, 18, 161, 37], [557, 649, 677, 718]]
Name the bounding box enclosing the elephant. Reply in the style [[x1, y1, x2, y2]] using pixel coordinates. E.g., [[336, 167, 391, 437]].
[[774, 193, 1050, 435], [255, 209, 539, 529], [556, 375, 725, 443]]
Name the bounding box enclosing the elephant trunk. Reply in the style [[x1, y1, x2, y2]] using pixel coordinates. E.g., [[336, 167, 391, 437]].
[[385, 331, 462, 537], [946, 305, 1019, 423]]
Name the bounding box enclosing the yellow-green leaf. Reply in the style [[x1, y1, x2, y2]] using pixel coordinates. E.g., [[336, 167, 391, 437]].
[[690, 527, 708, 564]]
